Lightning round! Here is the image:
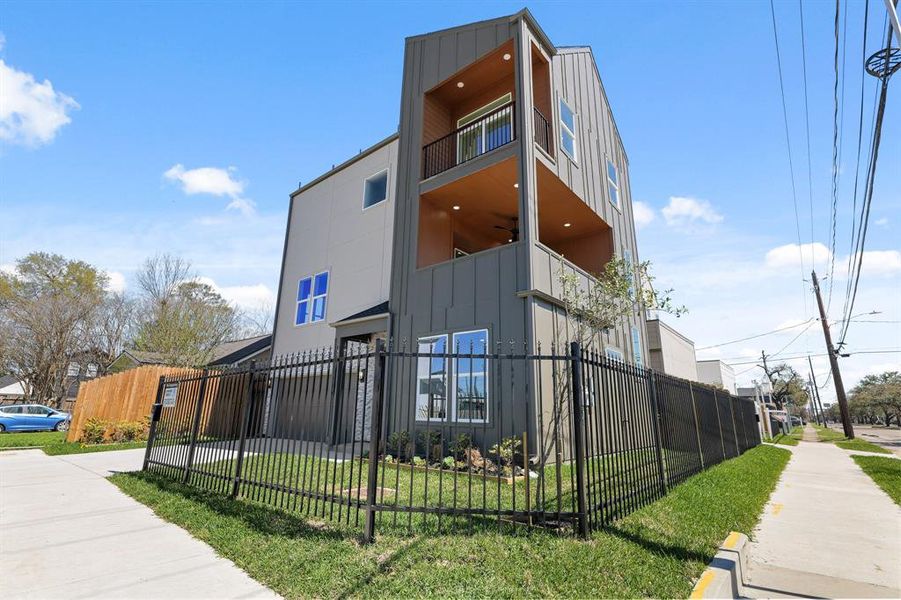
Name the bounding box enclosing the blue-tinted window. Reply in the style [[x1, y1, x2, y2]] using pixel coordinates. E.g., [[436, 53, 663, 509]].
[[416, 335, 448, 421], [631, 326, 643, 367], [453, 329, 488, 422], [295, 271, 328, 325], [363, 170, 388, 209], [605, 347, 624, 361]]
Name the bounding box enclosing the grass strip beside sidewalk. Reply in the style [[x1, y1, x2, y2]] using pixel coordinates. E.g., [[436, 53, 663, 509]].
[[111, 444, 790, 599], [813, 424, 891, 454], [0, 431, 147, 455], [852, 455, 901, 506]]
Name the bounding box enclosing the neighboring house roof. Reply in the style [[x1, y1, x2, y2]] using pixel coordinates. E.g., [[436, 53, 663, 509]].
[[109, 334, 273, 369], [0, 375, 26, 397], [334, 301, 390, 325], [208, 334, 272, 365]]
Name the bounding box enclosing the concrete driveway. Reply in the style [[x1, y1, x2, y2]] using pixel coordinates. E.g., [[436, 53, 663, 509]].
[[0, 448, 278, 599]]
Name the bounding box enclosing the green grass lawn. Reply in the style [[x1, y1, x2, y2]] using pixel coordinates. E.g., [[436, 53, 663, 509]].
[[835, 438, 892, 454], [112, 444, 790, 598], [810, 424, 892, 454], [769, 432, 799, 446], [852, 455, 901, 506], [42, 440, 148, 455], [0, 431, 147, 455], [0, 431, 66, 450]]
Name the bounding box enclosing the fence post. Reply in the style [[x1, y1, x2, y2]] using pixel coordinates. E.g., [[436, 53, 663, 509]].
[[183, 368, 209, 484], [231, 362, 256, 499], [712, 389, 726, 460], [569, 342, 589, 539], [646, 370, 668, 495], [688, 382, 704, 469], [364, 339, 387, 544], [142, 376, 166, 471]]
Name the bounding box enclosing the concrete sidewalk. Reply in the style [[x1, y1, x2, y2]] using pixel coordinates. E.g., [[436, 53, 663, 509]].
[[744, 430, 901, 598], [0, 448, 278, 599]]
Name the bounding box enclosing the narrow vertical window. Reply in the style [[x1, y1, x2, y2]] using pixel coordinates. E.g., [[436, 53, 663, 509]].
[[559, 98, 577, 161], [295, 271, 329, 325], [631, 326, 643, 367], [605, 347, 624, 361], [416, 335, 447, 421], [606, 158, 619, 208], [452, 329, 488, 422], [363, 169, 388, 209]]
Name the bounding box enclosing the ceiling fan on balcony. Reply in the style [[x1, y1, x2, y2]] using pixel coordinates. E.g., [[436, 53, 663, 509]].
[[493, 216, 519, 243]]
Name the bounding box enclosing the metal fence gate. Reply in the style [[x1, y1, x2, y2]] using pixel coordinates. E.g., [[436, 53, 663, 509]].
[[143, 341, 761, 541]]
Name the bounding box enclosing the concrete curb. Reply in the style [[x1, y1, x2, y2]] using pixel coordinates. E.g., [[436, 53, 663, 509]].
[[689, 532, 748, 599]]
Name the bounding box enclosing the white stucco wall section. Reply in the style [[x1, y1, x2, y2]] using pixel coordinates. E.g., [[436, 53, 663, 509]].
[[273, 139, 398, 356], [697, 360, 737, 394]]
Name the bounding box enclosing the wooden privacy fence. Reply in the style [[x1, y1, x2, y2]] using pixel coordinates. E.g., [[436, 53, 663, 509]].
[[68, 366, 200, 442]]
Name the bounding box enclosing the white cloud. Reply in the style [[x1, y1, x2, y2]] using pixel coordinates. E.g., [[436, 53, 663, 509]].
[[0, 58, 79, 147], [633, 201, 655, 229], [164, 164, 244, 197], [164, 164, 256, 216], [661, 196, 723, 228], [875, 217, 889, 227], [764, 242, 831, 271], [105, 271, 126, 293], [856, 250, 901, 276], [194, 276, 275, 310], [0, 263, 15, 276]]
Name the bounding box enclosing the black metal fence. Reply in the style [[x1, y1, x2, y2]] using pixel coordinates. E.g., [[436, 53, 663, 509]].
[[533, 106, 552, 155], [421, 101, 516, 179], [143, 341, 760, 541]]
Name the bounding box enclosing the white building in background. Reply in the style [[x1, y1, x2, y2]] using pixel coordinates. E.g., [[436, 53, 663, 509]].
[[646, 318, 699, 381], [696, 359, 736, 394]]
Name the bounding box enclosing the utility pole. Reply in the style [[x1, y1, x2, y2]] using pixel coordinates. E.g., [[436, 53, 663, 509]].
[[811, 270, 854, 438], [807, 355, 828, 427]]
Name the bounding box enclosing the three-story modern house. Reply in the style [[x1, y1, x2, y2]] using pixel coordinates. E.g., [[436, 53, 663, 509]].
[[272, 9, 647, 444]]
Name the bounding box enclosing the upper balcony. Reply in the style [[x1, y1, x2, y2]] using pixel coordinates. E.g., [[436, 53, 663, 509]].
[[421, 41, 516, 181]]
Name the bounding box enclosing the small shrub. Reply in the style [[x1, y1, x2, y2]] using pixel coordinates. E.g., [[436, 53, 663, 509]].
[[418, 429, 443, 459], [490, 436, 522, 468], [448, 433, 472, 459], [81, 418, 109, 444], [109, 420, 147, 443], [387, 430, 413, 460], [442, 456, 456, 470], [412, 456, 426, 467]]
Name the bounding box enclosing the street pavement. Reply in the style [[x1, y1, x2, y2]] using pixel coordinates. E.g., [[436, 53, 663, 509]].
[[0, 447, 279, 599], [833, 423, 901, 456], [745, 428, 901, 598]]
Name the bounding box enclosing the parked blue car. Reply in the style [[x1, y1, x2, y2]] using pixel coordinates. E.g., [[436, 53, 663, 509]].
[[0, 404, 71, 433]]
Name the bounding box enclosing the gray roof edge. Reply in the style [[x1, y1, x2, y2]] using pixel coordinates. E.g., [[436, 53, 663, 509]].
[[290, 133, 399, 198]]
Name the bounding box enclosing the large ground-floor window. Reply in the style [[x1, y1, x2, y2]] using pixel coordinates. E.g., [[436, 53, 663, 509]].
[[415, 329, 489, 424]]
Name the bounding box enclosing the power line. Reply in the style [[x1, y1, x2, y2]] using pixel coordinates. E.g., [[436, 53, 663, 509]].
[[839, 19, 896, 347], [769, 0, 810, 320], [724, 348, 901, 366], [798, 0, 816, 249], [696, 318, 816, 350], [826, 0, 843, 310]]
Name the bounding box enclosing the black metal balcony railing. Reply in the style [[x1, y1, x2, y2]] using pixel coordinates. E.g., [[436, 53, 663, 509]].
[[422, 101, 516, 180], [533, 107, 552, 155]]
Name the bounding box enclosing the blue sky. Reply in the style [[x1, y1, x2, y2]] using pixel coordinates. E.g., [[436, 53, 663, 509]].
[[1, 1, 898, 398]]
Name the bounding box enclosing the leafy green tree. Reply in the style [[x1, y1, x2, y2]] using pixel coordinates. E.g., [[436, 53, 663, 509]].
[[762, 363, 809, 411], [132, 254, 239, 366], [0, 252, 108, 406], [850, 372, 901, 426]]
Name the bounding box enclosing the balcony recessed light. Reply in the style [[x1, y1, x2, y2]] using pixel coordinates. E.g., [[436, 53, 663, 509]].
[[563, 222, 572, 228], [503, 53, 511, 61], [456, 81, 464, 88], [513, 183, 519, 188], [452, 205, 460, 210]]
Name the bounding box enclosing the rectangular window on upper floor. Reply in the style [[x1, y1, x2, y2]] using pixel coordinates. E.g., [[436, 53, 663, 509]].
[[363, 169, 389, 209], [607, 158, 619, 209], [631, 325, 643, 368], [559, 98, 577, 161], [295, 271, 329, 326]]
